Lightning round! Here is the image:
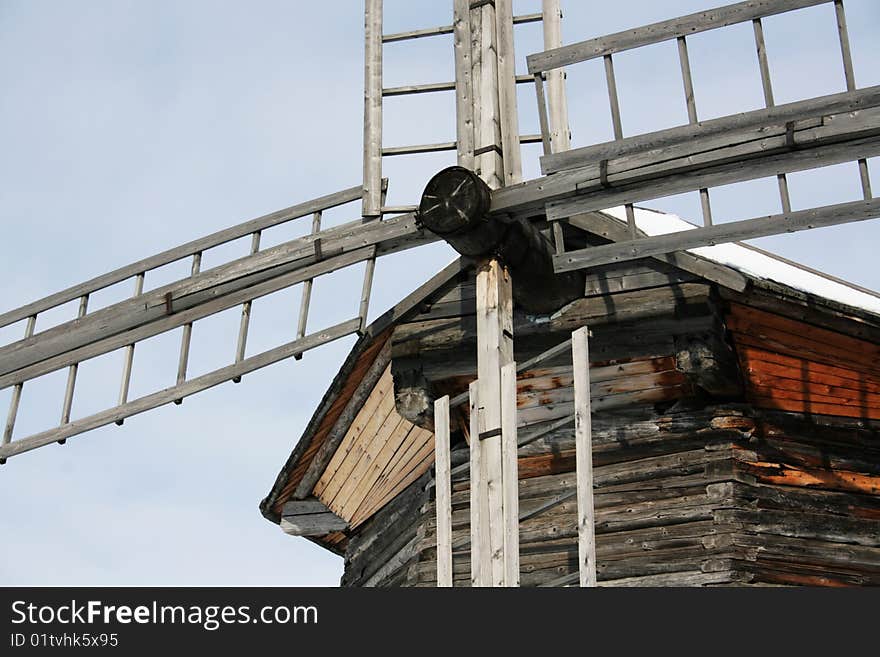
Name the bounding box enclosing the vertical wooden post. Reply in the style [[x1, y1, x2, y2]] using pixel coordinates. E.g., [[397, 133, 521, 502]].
[[572, 326, 597, 587], [434, 395, 453, 587], [500, 360, 519, 587], [2, 314, 37, 450], [495, 0, 522, 185], [468, 380, 486, 586], [363, 0, 383, 217], [453, 0, 475, 170], [116, 272, 144, 423], [475, 258, 513, 587], [471, 1, 503, 189], [60, 294, 89, 424], [542, 0, 571, 153]]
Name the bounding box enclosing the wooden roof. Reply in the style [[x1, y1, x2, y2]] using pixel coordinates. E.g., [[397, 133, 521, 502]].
[[260, 211, 880, 551]]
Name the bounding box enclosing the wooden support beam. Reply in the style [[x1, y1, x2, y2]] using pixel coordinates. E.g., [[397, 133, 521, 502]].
[[471, 0, 504, 189], [0, 247, 380, 390], [468, 380, 485, 586], [527, 0, 831, 73], [542, 0, 571, 154], [564, 212, 750, 292], [555, 198, 880, 273], [281, 497, 349, 536], [453, 0, 475, 169], [546, 131, 880, 224], [475, 258, 513, 586], [0, 213, 433, 387], [572, 326, 597, 587], [500, 361, 519, 586], [495, 0, 522, 185], [363, 0, 383, 218], [434, 395, 453, 587], [540, 85, 880, 175]]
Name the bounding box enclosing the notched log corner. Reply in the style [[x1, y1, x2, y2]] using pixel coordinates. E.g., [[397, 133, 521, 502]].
[[674, 331, 742, 399], [391, 359, 435, 430]]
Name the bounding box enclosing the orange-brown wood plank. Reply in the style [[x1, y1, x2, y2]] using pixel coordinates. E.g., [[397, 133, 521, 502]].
[[749, 395, 880, 421], [336, 415, 413, 520], [727, 303, 880, 376], [746, 383, 880, 411], [314, 366, 395, 502], [273, 331, 390, 515], [747, 374, 880, 407], [740, 346, 880, 394], [737, 459, 880, 496]]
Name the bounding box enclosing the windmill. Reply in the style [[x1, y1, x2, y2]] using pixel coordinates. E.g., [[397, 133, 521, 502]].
[[1, 1, 878, 586]]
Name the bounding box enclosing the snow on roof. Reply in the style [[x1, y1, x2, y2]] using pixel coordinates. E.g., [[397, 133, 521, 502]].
[[602, 206, 880, 317]]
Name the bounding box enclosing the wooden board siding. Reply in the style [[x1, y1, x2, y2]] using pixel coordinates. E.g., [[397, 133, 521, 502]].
[[270, 331, 391, 517], [344, 405, 880, 587], [313, 364, 435, 528], [728, 303, 880, 421]]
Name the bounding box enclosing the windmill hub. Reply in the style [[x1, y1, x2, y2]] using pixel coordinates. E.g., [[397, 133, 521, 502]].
[[418, 166, 584, 314], [418, 166, 502, 257]]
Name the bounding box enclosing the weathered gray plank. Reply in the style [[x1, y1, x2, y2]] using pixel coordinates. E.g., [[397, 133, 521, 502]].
[[454, 0, 475, 170], [434, 395, 453, 587], [362, 0, 383, 218], [0, 247, 377, 390], [527, 0, 831, 72], [572, 327, 597, 587], [282, 498, 333, 515], [496, 0, 522, 185], [554, 198, 880, 273], [542, 0, 571, 154], [546, 132, 880, 223], [0, 213, 431, 384], [281, 512, 349, 536], [0, 318, 361, 461], [541, 85, 880, 175], [0, 184, 363, 329], [501, 361, 520, 586]]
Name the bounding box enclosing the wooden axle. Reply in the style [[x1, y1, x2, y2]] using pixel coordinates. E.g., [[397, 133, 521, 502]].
[[418, 166, 583, 314]]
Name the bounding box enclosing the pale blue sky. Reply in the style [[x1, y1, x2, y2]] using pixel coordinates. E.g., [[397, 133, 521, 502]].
[[1, 1, 877, 585]]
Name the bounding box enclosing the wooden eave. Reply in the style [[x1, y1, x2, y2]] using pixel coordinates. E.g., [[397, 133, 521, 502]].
[[260, 259, 468, 529]]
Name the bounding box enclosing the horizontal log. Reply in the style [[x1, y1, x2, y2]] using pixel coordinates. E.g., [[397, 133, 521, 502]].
[[715, 508, 880, 546]]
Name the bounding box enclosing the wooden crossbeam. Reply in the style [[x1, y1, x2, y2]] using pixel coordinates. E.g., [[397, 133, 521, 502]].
[[527, 0, 831, 73], [555, 198, 880, 273], [540, 86, 880, 175]]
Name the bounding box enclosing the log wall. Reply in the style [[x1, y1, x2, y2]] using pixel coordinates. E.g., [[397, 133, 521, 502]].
[[343, 405, 880, 587]]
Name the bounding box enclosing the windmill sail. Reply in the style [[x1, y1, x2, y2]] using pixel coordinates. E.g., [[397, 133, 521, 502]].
[[2, 0, 878, 464]]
